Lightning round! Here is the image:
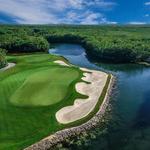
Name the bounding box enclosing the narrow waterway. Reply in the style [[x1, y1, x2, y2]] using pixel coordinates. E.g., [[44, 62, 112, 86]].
[[49, 44, 150, 150]]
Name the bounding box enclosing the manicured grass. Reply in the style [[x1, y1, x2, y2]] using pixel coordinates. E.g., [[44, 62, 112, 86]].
[[0, 53, 84, 150], [10, 68, 78, 106]]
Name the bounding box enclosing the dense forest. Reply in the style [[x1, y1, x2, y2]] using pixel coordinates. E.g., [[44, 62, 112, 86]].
[[0, 25, 150, 63]]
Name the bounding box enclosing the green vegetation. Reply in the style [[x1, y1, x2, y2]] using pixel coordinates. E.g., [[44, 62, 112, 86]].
[[11, 67, 79, 106], [0, 48, 7, 68], [0, 25, 150, 149], [45, 26, 150, 63], [0, 25, 150, 63], [0, 53, 84, 150], [0, 30, 49, 53]]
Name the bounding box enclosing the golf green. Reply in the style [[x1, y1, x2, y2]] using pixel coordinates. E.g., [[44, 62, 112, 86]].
[[10, 68, 79, 106], [0, 53, 84, 149]]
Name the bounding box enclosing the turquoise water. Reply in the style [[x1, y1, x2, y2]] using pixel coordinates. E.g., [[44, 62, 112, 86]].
[[49, 44, 150, 150]]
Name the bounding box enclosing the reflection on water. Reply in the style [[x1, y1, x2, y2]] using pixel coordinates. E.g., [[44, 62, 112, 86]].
[[49, 44, 150, 150], [134, 90, 150, 129]]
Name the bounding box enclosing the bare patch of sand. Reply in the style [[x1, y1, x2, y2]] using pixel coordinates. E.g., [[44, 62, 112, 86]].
[[54, 60, 69, 67], [0, 63, 16, 72], [56, 67, 108, 124]]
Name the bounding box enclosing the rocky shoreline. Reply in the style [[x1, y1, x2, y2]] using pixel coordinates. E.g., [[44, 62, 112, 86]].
[[25, 75, 116, 150]]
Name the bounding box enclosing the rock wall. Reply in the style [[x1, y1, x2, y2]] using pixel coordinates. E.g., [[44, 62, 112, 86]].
[[25, 76, 116, 150]]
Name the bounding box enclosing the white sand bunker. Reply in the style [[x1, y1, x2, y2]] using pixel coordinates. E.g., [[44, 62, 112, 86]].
[[54, 60, 69, 67], [56, 67, 108, 124], [0, 63, 16, 72]]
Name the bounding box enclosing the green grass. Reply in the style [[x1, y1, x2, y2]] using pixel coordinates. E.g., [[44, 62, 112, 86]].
[[0, 53, 84, 150], [10, 68, 78, 106], [0, 53, 111, 150]]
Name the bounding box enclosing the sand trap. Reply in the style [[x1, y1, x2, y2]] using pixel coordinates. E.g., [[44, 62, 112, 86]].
[[54, 60, 69, 67], [0, 63, 16, 72], [56, 67, 108, 124]]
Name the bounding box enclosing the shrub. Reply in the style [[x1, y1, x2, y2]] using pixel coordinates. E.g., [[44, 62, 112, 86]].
[[0, 48, 7, 68]]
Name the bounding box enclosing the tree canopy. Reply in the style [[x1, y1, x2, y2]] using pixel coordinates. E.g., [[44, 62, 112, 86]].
[[0, 25, 150, 63]]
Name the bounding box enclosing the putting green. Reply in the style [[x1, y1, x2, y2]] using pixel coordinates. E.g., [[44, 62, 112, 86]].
[[10, 68, 79, 106]]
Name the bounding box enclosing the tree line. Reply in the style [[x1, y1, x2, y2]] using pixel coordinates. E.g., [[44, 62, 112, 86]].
[[0, 25, 150, 65]]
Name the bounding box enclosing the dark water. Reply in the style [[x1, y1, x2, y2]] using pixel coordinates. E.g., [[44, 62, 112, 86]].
[[49, 44, 150, 150]]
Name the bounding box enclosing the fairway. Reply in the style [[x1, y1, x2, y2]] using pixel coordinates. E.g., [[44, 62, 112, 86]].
[[0, 54, 83, 150]]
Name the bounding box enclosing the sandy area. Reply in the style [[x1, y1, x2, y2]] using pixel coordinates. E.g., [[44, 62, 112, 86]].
[[25, 60, 113, 149], [56, 66, 108, 124], [54, 60, 69, 67], [0, 63, 16, 72]]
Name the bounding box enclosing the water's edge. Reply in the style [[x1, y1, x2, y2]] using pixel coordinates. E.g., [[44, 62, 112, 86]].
[[25, 71, 116, 150], [25, 44, 150, 150]]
